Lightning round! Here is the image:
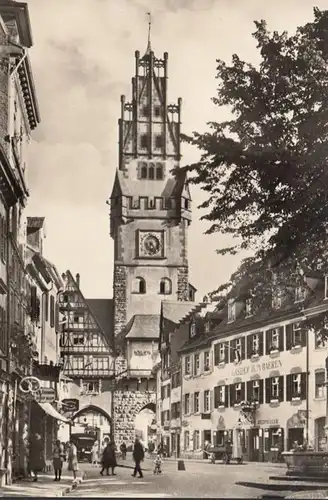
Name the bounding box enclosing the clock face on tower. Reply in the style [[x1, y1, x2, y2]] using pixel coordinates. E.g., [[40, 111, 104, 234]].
[[138, 230, 165, 259]]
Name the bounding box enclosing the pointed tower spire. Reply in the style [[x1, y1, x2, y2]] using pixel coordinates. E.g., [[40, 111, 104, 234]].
[[145, 12, 152, 56]]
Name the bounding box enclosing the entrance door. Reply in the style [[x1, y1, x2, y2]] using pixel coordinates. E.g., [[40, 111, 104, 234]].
[[249, 428, 260, 461], [288, 427, 304, 450]]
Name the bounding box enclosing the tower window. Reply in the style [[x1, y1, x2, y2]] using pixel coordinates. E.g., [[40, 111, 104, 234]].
[[155, 135, 164, 149], [156, 166, 163, 180], [184, 199, 189, 209], [149, 164, 155, 180], [141, 165, 147, 179], [134, 277, 146, 294], [140, 134, 148, 149], [159, 278, 172, 295]]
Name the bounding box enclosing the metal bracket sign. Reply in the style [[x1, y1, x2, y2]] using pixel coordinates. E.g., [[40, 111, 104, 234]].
[[34, 387, 56, 403]]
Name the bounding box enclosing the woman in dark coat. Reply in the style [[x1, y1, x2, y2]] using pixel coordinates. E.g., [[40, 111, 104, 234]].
[[100, 439, 117, 476], [29, 433, 45, 482]]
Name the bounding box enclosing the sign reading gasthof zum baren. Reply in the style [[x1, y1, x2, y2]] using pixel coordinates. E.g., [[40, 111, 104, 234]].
[[231, 359, 282, 377]]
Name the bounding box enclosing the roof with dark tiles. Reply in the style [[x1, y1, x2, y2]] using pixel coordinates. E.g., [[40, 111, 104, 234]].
[[86, 299, 114, 343]]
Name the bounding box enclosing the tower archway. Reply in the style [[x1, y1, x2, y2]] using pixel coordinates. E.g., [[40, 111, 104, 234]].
[[71, 405, 112, 445], [134, 401, 157, 447]]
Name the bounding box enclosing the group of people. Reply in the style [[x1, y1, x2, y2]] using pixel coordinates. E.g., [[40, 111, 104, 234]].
[[29, 433, 161, 482], [28, 434, 79, 483]]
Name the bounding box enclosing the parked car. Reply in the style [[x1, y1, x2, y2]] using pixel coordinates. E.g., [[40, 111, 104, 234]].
[[70, 434, 96, 463]]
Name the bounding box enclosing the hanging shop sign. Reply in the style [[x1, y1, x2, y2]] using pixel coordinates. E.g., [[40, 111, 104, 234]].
[[62, 399, 79, 412], [35, 387, 56, 403], [231, 359, 282, 377]]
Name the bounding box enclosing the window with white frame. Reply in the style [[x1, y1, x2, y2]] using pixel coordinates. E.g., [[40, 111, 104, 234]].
[[204, 390, 210, 412], [252, 333, 260, 355], [72, 356, 84, 370], [292, 323, 302, 347], [252, 380, 260, 401], [292, 374, 301, 398], [219, 343, 225, 362], [271, 328, 280, 350], [228, 299, 236, 322], [93, 357, 109, 371], [315, 371, 326, 398], [194, 353, 200, 375], [184, 431, 190, 450], [271, 377, 280, 400], [73, 334, 84, 346], [185, 356, 191, 375], [204, 351, 210, 371], [217, 385, 225, 406], [82, 381, 99, 394], [184, 393, 190, 414], [235, 338, 242, 362], [194, 430, 200, 450], [235, 383, 242, 404], [245, 298, 253, 317], [194, 392, 200, 413]]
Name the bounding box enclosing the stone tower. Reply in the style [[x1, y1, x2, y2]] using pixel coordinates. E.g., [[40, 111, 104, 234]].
[[109, 36, 194, 444], [110, 42, 192, 336]]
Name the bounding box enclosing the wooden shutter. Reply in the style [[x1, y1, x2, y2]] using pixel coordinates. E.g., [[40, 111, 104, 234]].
[[266, 330, 271, 354], [286, 374, 292, 401], [241, 382, 245, 401], [301, 326, 307, 347], [265, 378, 271, 403], [50, 295, 55, 327], [161, 386, 164, 400], [45, 292, 49, 322], [241, 337, 246, 360], [286, 324, 293, 351], [246, 380, 252, 401], [229, 385, 234, 406], [210, 389, 214, 411], [259, 332, 264, 356], [225, 385, 229, 407], [229, 340, 234, 363], [214, 386, 219, 408], [30, 286, 37, 319], [259, 379, 264, 404], [301, 373, 307, 400], [214, 344, 219, 365], [55, 302, 59, 332], [247, 335, 252, 359], [279, 376, 284, 402], [278, 327, 284, 351], [190, 393, 194, 414]]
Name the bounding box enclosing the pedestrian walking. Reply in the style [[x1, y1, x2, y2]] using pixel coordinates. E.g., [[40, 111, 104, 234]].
[[153, 453, 162, 474], [29, 433, 45, 482], [91, 440, 99, 465], [53, 440, 65, 481], [132, 436, 144, 479], [67, 441, 79, 481], [120, 441, 127, 460], [224, 440, 232, 464], [100, 438, 117, 476]]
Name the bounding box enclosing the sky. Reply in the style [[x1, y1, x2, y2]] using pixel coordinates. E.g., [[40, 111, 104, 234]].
[[24, 0, 328, 300]]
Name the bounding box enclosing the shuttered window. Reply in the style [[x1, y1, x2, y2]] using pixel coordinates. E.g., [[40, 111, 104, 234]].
[[247, 379, 264, 404], [50, 295, 55, 327], [286, 373, 307, 401]]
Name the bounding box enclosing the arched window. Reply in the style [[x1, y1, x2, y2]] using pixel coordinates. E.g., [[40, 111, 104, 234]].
[[149, 164, 155, 180], [141, 165, 147, 179], [159, 278, 172, 295], [156, 166, 163, 180], [134, 277, 146, 294]]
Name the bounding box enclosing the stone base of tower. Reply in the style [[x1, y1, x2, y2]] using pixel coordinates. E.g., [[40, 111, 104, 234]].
[[114, 389, 156, 446]]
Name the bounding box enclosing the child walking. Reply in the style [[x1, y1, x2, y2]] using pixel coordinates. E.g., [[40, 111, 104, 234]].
[[153, 454, 162, 474]]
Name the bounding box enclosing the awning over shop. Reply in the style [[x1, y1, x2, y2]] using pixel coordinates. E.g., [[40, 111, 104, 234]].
[[38, 402, 71, 423]]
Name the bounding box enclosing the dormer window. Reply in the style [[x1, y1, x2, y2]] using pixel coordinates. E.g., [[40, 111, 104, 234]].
[[295, 285, 305, 303], [228, 299, 236, 323], [184, 199, 189, 210], [245, 298, 253, 318], [272, 289, 282, 309]]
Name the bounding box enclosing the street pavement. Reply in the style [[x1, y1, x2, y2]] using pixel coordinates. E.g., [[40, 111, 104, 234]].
[[66, 457, 327, 498]]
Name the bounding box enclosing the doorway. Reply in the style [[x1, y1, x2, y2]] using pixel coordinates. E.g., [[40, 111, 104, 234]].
[[288, 427, 304, 450], [315, 417, 326, 451], [249, 428, 260, 461]]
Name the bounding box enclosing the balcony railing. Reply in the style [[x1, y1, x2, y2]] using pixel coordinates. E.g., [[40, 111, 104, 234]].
[[63, 366, 115, 377], [60, 343, 112, 353]]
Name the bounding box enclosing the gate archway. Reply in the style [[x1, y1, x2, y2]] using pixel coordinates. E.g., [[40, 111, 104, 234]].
[[135, 401, 156, 446], [71, 405, 112, 444]]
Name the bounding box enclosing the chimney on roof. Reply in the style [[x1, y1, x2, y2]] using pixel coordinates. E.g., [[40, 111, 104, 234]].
[[76, 273, 80, 288]]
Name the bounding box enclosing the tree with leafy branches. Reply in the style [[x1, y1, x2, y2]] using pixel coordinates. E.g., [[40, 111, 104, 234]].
[[183, 8, 328, 279]]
